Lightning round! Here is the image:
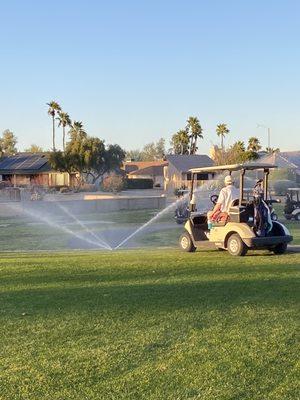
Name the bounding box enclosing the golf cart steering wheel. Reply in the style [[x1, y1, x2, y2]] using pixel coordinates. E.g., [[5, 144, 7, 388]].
[[210, 194, 219, 205]]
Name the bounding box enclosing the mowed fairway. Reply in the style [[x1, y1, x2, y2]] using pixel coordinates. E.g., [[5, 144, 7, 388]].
[[0, 249, 299, 399]]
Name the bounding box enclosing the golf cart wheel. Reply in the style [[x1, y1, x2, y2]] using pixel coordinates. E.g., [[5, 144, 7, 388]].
[[227, 234, 248, 257], [295, 213, 300, 221], [179, 232, 196, 252], [273, 243, 288, 255]]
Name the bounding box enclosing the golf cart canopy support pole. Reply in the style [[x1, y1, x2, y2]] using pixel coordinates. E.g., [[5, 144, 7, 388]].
[[189, 172, 195, 211], [264, 169, 270, 200], [239, 169, 245, 207]]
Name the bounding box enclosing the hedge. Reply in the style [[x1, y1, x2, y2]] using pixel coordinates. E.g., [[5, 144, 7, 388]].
[[126, 178, 153, 189]]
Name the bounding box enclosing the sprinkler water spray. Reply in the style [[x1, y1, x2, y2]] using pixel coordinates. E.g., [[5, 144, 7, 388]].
[[57, 203, 112, 250]]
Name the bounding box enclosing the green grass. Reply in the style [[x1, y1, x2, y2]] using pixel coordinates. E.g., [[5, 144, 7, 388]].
[[285, 220, 300, 245], [0, 249, 299, 399]]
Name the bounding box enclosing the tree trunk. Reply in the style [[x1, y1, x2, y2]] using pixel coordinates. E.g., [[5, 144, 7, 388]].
[[189, 136, 194, 155], [92, 173, 103, 184], [221, 135, 224, 149], [52, 116, 55, 151], [193, 138, 197, 154], [63, 126, 65, 151]]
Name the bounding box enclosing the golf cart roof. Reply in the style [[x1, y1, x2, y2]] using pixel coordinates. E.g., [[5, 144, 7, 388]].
[[288, 188, 300, 191], [189, 163, 277, 174]]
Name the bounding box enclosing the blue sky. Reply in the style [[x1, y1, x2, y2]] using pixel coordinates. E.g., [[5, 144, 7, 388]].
[[0, 0, 299, 153]]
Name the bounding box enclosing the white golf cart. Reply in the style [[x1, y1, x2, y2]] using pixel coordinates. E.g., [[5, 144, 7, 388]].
[[284, 188, 300, 221], [179, 163, 293, 256]]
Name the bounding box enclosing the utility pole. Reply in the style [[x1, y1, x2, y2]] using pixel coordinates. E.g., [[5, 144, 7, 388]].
[[257, 124, 271, 150]]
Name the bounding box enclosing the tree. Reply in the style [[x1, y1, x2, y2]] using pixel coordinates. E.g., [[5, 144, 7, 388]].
[[104, 144, 126, 177], [127, 138, 166, 161], [247, 136, 261, 152], [211, 140, 256, 165], [216, 123, 230, 149], [170, 130, 190, 154], [24, 144, 43, 153], [47, 101, 61, 151], [266, 147, 280, 154], [141, 138, 165, 161], [49, 131, 126, 186], [228, 141, 250, 163], [68, 121, 86, 141], [50, 125, 92, 186], [247, 136, 261, 160], [57, 111, 71, 151], [125, 149, 144, 161], [186, 116, 203, 154], [0, 129, 17, 155]]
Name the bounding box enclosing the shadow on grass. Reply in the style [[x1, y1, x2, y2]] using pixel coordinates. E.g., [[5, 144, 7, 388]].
[[0, 256, 298, 288], [1, 275, 299, 318]]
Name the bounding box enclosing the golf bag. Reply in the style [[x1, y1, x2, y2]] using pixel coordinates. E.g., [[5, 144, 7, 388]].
[[253, 180, 273, 237]]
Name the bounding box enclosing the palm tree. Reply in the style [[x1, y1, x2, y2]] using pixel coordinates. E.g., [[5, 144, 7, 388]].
[[216, 123, 230, 149], [266, 147, 280, 154], [57, 111, 71, 151], [68, 121, 86, 141], [186, 117, 203, 155], [47, 101, 61, 151], [247, 136, 262, 152]]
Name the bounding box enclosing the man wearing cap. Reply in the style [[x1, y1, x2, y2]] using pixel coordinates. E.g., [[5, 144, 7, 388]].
[[207, 175, 239, 227]]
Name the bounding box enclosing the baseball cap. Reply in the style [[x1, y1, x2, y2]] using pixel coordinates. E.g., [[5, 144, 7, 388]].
[[224, 175, 233, 185]]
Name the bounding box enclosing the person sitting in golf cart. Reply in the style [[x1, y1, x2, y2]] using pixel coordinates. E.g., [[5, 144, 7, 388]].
[[207, 175, 239, 226]]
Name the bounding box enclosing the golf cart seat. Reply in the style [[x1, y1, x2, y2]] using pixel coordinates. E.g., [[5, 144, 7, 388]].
[[228, 199, 253, 223], [209, 199, 241, 227]]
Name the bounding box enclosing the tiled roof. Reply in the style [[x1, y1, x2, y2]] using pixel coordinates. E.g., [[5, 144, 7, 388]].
[[123, 160, 168, 174], [258, 151, 300, 172], [166, 154, 214, 172], [128, 165, 165, 176]]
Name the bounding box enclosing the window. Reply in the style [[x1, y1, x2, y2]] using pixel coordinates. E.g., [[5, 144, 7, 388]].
[[196, 173, 208, 180]]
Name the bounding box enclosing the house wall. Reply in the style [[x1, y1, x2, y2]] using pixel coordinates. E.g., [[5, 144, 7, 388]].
[[2, 174, 49, 186], [164, 164, 180, 191], [2, 172, 72, 187], [49, 172, 70, 187], [30, 174, 49, 186], [164, 165, 213, 192]]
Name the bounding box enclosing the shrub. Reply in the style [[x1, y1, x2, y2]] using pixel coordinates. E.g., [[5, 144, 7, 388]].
[[102, 175, 125, 193], [126, 178, 153, 189], [60, 187, 71, 194], [79, 183, 98, 192]]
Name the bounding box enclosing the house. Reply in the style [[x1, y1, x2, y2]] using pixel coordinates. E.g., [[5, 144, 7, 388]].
[[258, 151, 300, 183], [0, 153, 76, 187], [164, 154, 214, 191], [123, 160, 168, 188]]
